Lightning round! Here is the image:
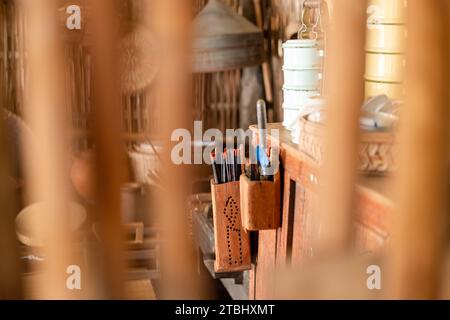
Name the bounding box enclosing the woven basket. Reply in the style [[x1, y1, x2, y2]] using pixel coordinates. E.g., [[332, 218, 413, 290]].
[[297, 116, 397, 175], [128, 145, 161, 184]]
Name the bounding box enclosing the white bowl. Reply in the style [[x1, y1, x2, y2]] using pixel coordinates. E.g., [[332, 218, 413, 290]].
[[283, 87, 319, 107], [283, 39, 322, 69], [283, 67, 321, 90], [282, 106, 302, 131], [16, 202, 87, 247]]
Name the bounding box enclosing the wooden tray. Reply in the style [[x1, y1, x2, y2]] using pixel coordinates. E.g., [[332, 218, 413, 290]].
[[298, 117, 397, 175]]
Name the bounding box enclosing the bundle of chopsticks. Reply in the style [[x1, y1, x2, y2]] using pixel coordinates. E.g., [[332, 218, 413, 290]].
[[210, 99, 276, 184], [211, 148, 243, 184], [247, 99, 274, 182]]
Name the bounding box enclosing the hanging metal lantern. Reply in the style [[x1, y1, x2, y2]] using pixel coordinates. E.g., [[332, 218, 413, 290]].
[[192, 0, 265, 73]]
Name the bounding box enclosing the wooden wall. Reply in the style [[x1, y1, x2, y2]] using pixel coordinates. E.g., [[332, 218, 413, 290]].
[[0, 0, 159, 151], [0, 0, 309, 140]]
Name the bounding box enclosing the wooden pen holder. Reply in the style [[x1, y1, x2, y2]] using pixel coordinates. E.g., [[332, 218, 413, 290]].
[[211, 180, 251, 273], [240, 173, 281, 231]]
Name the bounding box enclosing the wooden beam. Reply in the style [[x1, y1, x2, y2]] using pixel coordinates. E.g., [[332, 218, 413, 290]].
[[90, 0, 126, 299], [0, 77, 22, 299], [387, 0, 449, 299], [21, 0, 77, 299], [315, 0, 366, 254], [151, 0, 206, 299]]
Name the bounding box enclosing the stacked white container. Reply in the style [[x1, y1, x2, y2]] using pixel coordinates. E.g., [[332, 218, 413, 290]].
[[365, 0, 408, 101], [282, 39, 322, 132]]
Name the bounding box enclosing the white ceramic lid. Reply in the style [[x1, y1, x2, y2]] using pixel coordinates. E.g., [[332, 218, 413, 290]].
[[282, 66, 322, 71], [283, 86, 319, 93], [282, 39, 318, 48]]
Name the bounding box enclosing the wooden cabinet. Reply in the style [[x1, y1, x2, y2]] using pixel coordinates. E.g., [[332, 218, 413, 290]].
[[250, 124, 393, 299]]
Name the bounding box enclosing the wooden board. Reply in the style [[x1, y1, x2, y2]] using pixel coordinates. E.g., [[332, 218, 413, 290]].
[[240, 174, 281, 231], [211, 180, 251, 273], [250, 123, 393, 299], [124, 280, 157, 300], [254, 230, 277, 300]]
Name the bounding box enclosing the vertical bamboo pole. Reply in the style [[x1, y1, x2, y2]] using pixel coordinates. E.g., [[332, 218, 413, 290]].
[[21, 0, 76, 299], [0, 0, 21, 301], [315, 0, 365, 254], [388, 0, 449, 299], [151, 0, 205, 299], [253, 0, 273, 104], [90, 0, 126, 299], [0, 84, 22, 299]]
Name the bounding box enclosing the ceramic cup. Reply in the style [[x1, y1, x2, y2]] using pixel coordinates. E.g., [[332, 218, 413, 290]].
[[282, 39, 322, 69], [283, 67, 321, 90], [365, 52, 406, 83]]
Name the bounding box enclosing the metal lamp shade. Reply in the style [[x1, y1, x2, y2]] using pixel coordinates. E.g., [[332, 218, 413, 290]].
[[192, 0, 265, 73]]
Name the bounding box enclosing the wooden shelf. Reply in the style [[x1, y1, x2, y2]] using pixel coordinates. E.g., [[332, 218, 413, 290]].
[[249, 122, 393, 299], [250, 123, 393, 204]]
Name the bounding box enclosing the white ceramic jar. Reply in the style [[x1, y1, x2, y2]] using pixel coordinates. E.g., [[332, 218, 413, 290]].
[[367, 0, 408, 25], [366, 24, 407, 54], [282, 39, 322, 69], [283, 87, 319, 107], [283, 67, 321, 90], [365, 52, 406, 83], [365, 80, 405, 101]]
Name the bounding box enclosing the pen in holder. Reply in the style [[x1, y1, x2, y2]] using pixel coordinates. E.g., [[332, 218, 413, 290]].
[[211, 179, 251, 273], [242, 99, 281, 231], [240, 171, 281, 231]]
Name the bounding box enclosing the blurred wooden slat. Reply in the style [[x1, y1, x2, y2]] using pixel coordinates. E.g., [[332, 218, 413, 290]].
[[388, 0, 449, 299], [0, 85, 22, 299], [90, 0, 127, 299], [21, 0, 76, 299], [151, 0, 205, 299], [315, 0, 366, 254]]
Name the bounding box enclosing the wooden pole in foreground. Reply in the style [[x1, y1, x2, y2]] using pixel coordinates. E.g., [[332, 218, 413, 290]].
[[21, 0, 76, 299], [0, 84, 22, 299], [151, 0, 205, 299], [315, 0, 366, 254], [387, 0, 449, 299], [90, 0, 126, 299]]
